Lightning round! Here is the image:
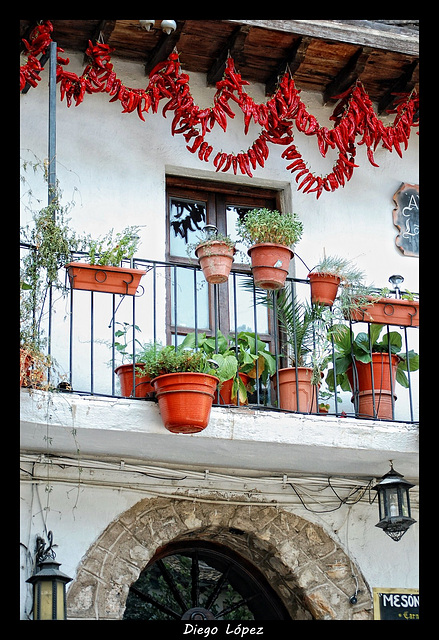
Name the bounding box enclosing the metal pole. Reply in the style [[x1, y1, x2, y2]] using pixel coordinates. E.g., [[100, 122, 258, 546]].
[[47, 40, 57, 379], [48, 40, 57, 205]]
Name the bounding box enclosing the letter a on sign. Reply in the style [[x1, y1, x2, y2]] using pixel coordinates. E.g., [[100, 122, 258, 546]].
[[393, 183, 419, 257]]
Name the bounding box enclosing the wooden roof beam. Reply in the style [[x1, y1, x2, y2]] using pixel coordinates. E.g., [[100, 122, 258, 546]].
[[265, 35, 312, 95], [144, 20, 185, 76], [83, 20, 116, 62], [377, 58, 419, 114], [226, 20, 419, 56], [206, 25, 251, 86], [323, 46, 372, 104]]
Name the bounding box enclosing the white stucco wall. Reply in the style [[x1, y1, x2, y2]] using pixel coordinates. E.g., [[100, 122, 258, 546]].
[[20, 49, 419, 620], [20, 51, 419, 413]]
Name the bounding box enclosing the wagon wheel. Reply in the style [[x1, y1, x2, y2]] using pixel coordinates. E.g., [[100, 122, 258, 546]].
[[123, 540, 290, 620]]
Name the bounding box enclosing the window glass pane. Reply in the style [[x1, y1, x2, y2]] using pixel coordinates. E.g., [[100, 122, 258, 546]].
[[226, 205, 251, 262], [229, 273, 269, 335], [170, 198, 206, 258], [171, 266, 209, 330]]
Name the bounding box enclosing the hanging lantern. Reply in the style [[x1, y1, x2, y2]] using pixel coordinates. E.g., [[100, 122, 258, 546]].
[[26, 532, 72, 619], [373, 463, 416, 542]]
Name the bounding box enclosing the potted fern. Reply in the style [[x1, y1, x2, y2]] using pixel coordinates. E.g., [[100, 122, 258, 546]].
[[65, 225, 146, 295], [308, 254, 365, 307], [236, 208, 303, 290]]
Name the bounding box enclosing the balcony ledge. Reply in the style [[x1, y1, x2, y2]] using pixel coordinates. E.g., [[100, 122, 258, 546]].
[[20, 389, 419, 481]]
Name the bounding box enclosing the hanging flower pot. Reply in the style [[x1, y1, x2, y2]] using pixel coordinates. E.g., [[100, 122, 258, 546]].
[[349, 296, 419, 327], [271, 367, 317, 413], [347, 353, 400, 420], [151, 372, 219, 433], [308, 272, 341, 306], [65, 262, 146, 296], [248, 243, 294, 290], [195, 240, 236, 284], [114, 363, 154, 398]]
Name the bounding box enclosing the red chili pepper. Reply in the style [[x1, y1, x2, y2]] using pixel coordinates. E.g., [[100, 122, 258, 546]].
[[215, 152, 227, 172], [186, 135, 203, 153], [367, 147, 380, 167], [247, 148, 257, 170], [295, 168, 309, 183], [222, 154, 233, 173], [198, 141, 208, 160]]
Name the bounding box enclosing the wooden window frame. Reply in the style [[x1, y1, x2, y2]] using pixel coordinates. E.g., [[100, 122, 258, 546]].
[[165, 175, 281, 345]]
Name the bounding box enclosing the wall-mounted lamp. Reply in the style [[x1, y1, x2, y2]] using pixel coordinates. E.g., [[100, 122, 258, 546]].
[[139, 20, 177, 34], [26, 531, 72, 619], [373, 463, 416, 542]]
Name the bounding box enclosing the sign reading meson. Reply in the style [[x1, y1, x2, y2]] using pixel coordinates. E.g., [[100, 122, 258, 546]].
[[373, 588, 419, 620]]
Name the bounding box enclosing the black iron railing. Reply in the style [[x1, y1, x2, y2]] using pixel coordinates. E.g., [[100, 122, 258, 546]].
[[20, 245, 419, 423]]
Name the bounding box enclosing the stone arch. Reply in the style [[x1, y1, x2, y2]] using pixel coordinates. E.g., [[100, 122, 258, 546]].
[[66, 496, 373, 620]]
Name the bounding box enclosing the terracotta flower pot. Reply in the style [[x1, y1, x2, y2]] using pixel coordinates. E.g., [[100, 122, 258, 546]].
[[308, 272, 341, 306], [271, 366, 317, 413], [65, 262, 146, 296], [115, 363, 154, 398], [218, 373, 251, 405], [349, 296, 419, 327], [247, 243, 294, 290], [195, 241, 236, 284], [151, 372, 219, 434], [347, 352, 399, 419]]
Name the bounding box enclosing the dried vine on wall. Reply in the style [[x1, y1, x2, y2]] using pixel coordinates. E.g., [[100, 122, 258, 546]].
[[20, 20, 419, 198]]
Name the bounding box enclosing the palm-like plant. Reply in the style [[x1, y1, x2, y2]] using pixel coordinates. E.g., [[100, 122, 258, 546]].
[[273, 289, 333, 384]]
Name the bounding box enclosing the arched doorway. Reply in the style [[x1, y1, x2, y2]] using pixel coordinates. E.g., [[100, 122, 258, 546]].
[[66, 496, 372, 620], [123, 540, 291, 620]]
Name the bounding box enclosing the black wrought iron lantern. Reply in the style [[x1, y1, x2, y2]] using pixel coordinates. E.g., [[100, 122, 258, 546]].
[[373, 463, 416, 542], [26, 532, 72, 619]]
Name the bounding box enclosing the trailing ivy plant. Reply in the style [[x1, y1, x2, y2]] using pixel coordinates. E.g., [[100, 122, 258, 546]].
[[20, 155, 86, 384]]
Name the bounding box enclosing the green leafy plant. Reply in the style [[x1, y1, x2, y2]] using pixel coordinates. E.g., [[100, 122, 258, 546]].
[[88, 225, 142, 266], [181, 330, 276, 403], [20, 155, 85, 385], [325, 323, 419, 392], [142, 344, 227, 382], [112, 321, 163, 375], [257, 287, 334, 385], [236, 208, 303, 247]]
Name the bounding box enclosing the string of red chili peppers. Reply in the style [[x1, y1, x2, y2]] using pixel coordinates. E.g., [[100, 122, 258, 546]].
[[20, 20, 419, 199]]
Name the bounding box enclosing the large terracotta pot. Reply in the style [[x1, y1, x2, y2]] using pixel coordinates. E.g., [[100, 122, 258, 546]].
[[195, 241, 236, 284], [308, 272, 341, 306], [65, 262, 146, 295], [115, 363, 154, 398], [347, 352, 399, 419], [349, 296, 419, 327], [247, 243, 294, 290], [151, 372, 219, 433], [272, 366, 317, 413]]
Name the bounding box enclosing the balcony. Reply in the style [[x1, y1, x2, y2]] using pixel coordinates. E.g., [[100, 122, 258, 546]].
[[20, 244, 419, 417], [20, 245, 419, 478]]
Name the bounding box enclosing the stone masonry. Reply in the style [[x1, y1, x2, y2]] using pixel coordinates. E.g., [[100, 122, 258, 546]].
[[67, 496, 373, 620]]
